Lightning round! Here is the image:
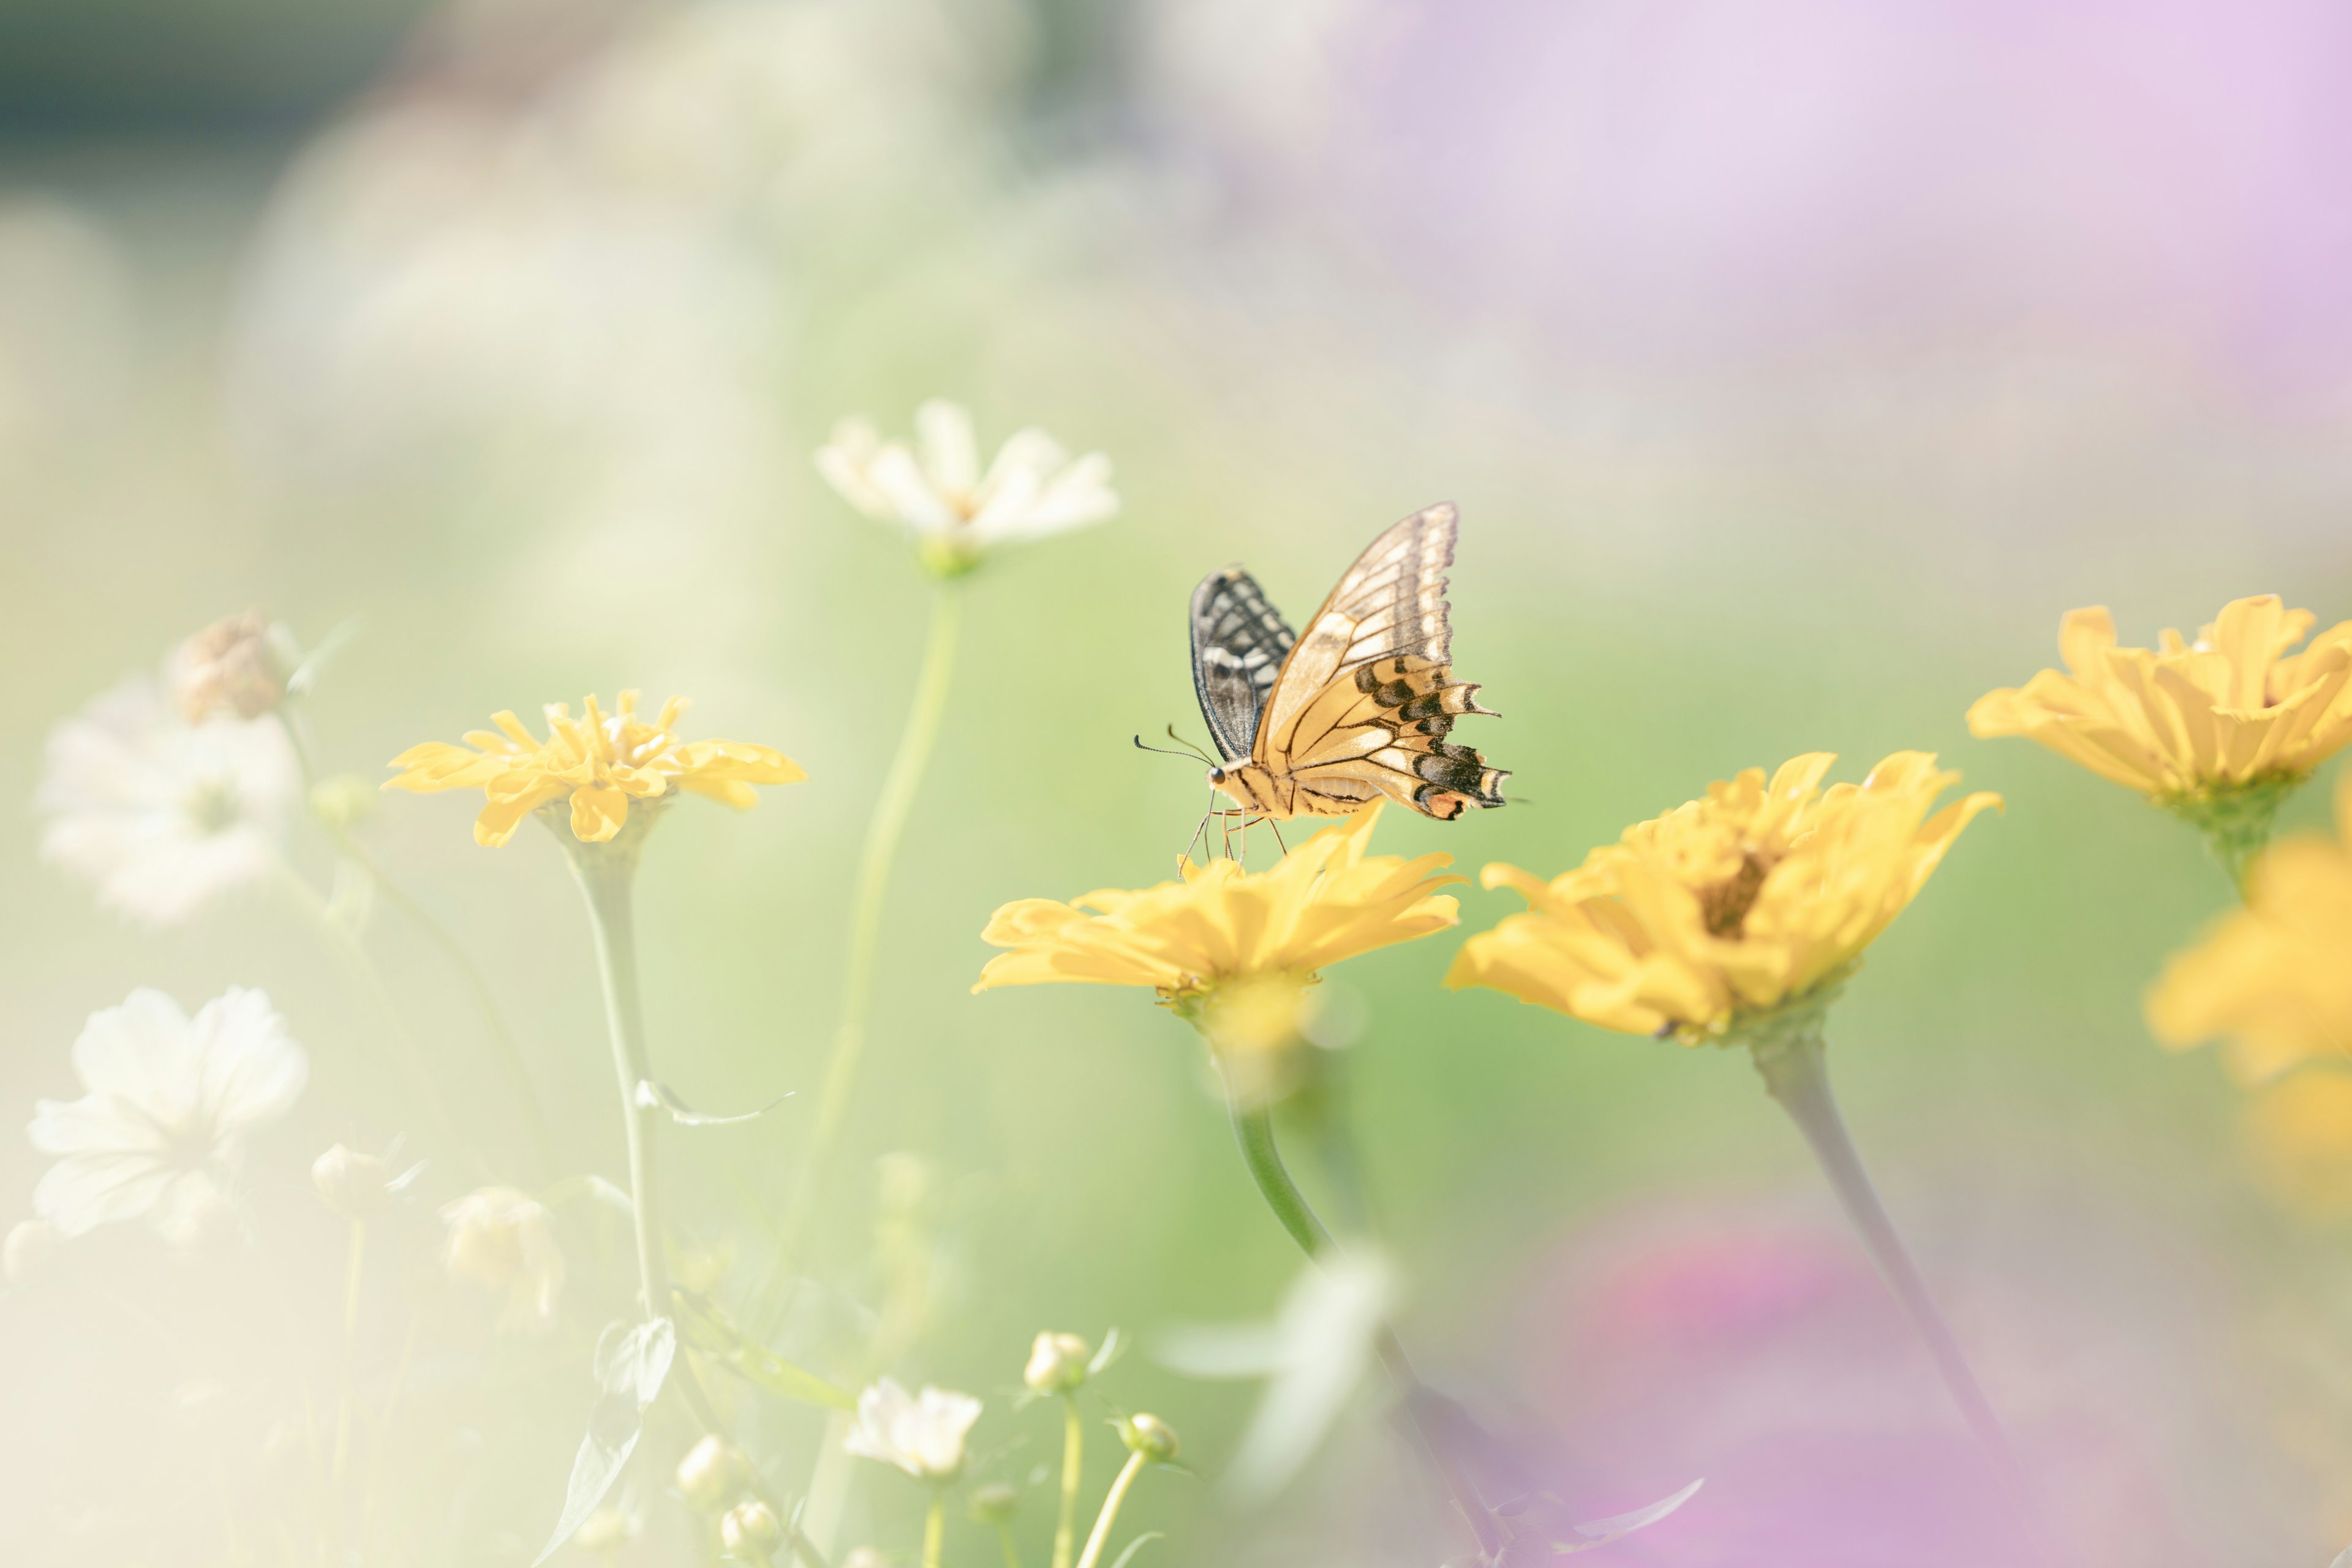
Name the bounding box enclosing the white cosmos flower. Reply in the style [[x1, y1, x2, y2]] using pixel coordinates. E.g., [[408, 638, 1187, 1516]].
[[815, 399, 1118, 570], [29, 987, 308, 1249], [37, 676, 300, 925], [842, 1378, 983, 1480]]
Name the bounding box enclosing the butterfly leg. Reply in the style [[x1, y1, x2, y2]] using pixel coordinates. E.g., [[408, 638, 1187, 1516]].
[[1177, 793, 1216, 871], [1266, 817, 1289, 858]]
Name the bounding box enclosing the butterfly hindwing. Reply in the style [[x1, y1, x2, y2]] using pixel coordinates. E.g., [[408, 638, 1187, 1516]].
[[1254, 503, 1508, 820], [1189, 568, 1298, 764]]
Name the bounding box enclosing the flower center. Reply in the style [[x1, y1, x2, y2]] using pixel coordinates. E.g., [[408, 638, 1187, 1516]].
[[183, 775, 244, 837], [1700, 852, 1770, 937]]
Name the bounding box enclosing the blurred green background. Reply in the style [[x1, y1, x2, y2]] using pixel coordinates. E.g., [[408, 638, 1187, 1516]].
[[5, 1, 2351, 1564]]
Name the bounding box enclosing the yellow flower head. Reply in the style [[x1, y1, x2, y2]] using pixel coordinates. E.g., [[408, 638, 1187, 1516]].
[[1967, 596, 2352, 799], [972, 803, 1460, 1044], [2238, 1066, 2352, 1218], [385, 691, 804, 847], [1447, 752, 1999, 1043], [2145, 772, 2352, 1084]]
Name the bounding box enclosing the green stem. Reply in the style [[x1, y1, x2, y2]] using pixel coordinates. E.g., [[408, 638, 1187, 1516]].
[[569, 850, 668, 1322], [1052, 1395, 1084, 1568], [1750, 1027, 2034, 1505], [330, 1219, 365, 1544], [922, 1489, 948, 1568], [277, 710, 556, 1177], [764, 579, 963, 1313], [1071, 1452, 1144, 1568], [997, 1522, 1025, 1568], [1223, 1083, 1506, 1562]]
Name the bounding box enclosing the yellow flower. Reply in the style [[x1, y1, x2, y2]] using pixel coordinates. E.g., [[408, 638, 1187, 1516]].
[[384, 690, 804, 847], [2238, 1066, 2352, 1217], [1967, 596, 2352, 799], [2145, 773, 2352, 1084], [972, 803, 1460, 1035], [1447, 752, 1999, 1042]]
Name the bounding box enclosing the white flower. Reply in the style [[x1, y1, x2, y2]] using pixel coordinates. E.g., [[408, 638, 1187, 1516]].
[[440, 1186, 566, 1334], [28, 987, 308, 1249], [815, 399, 1118, 569], [842, 1378, 983, 1480], [37, 676, 300, 925]]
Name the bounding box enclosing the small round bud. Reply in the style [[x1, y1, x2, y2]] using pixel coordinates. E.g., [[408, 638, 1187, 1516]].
[[311, 1144, 392, 1221], [1118, 1412, 1178, 1463], [968, 1482, 1020, 1525], [675, 1433, 752, 1513], [841, 1551, 889, 1568], [719, 1499, 783, 1559], [309, 775, 377, 831], [4, 1219, 59, 1284], [1023, 1330, 1091, 1395], [572, 1504, 641, 1550]]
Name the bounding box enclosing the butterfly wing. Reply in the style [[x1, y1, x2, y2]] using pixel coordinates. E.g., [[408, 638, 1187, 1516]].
[[1190, 568, 1298, 763], [1253, 502, 1508, 820]]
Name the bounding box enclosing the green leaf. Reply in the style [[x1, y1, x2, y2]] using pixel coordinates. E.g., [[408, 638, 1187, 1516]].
[[530, 1317, 675, 1566], [1106, 1532, 1164, 1568], [674, 1289, 856, 1411]]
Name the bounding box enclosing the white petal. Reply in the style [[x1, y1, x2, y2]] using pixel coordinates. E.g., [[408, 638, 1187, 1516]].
[[28, 1093, 164, 1157], [974, 452, 1118, 545], [973, 426, 1068, 504], [33, 1152, 173, 1237], [914, 400, 979, 497], [69, 989, 195, 1103], [149, 1171, 235, 1250], [865, 445, 957, 533], [189, 987, 307, 1133], [814, 442, 894, 519]]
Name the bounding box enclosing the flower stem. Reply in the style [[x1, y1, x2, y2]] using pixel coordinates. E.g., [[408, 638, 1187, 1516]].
[[1071, 1453, 1144, 1568], [1749, 1027, 2034, 1504], [1223, 1084, 1507, 1562], [765, 579, 963, 1308], [1052, 1394, 1084, 1568], [922, 1489, 948, 1568], [997, 1522, 1025, 1568], [569, 851, 669, 1322]]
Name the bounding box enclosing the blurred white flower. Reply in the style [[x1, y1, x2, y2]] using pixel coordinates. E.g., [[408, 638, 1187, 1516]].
[[441, 1186, 565, 1334], [843, 1378, 982, 1480], [3, 1219, 59, 1284], [1155, 1245, 1395, 1502], [815, 399, 1118, 570], [28, 987, 308, 1249], [37, 676, 301, 925]]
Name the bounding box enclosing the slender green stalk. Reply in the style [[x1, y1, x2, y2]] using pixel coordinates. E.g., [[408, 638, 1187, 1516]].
[[1071, 1453, 1144, 1568], [277, 711, 556, 1175], [767, 579, 963, 1303], [922, 1490, 948, 1568], [330, 1219, 366, 1503], [996, 1522, 1025, 1568], [1052, 1395, 1084, 1568], [1223, 1085, 1506, 1562], [2159, 773, 2299, 898], [569, 849, 669, 1322], [1750, 1025, 2032, 1502]]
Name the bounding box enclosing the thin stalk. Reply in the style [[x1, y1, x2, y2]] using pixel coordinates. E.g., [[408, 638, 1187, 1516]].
[[1052, 1395, 1084, 1568], [997, 1522, 1025, 1568], [1070, 1453, 1144, 1568], [922, 1490, 948, 1568], [1223, 1087, 1506, 1562], [766, 579, 963, 1306], [570, 851, 668, 1322], [1751, 1029, 2034, 1506], [330, 1219, 366, 1506], [276, 710, 556, 1176]]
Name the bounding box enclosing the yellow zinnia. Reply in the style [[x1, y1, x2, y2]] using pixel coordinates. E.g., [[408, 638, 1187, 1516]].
[[973, 802, 1459, 1054], [1968, 595, 2352, 884], [385, 691, 804, 847], [1446, 752, 1999, 1043], [2146, 772, 2352, 1084]]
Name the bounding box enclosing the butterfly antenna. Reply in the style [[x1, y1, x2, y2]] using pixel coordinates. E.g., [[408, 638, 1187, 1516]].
[[1134, 734, 1202, 762], [1165, 724, 1219, 764]]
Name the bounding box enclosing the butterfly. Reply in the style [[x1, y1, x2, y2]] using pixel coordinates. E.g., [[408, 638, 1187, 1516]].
[[1188, 502, 1507, 822]]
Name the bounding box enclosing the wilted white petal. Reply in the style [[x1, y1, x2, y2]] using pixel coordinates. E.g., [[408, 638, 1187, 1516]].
[[913, 399, 979, 498]]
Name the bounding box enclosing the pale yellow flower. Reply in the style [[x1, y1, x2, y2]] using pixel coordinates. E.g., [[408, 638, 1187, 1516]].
[[2237, 1066, 2352, 1217], [383, 690, 803, 847], [1447, 753, 1999, 1042], [1967, 596, 2352, 799], [972, 804, 1460, 1033], [2146, 772, 2352, 1084], [440, 1186, 564, 1333]]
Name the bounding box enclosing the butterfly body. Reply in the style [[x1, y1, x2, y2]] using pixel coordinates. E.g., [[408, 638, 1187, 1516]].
[[1189, 503, 1507, 822]]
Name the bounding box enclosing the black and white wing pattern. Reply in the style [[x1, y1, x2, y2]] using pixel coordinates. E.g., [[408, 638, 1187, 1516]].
[[1189, 568, 1298, 763]]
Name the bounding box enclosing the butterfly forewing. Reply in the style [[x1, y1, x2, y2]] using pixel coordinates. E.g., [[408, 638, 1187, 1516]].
[[1189, 568, 1298, 763]]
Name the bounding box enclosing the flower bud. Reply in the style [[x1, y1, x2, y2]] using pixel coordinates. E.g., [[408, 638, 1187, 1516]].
[[719, 1499, 783, 1559], [441, 1186, 564, 1333], [168, 610, 288, 722], [312, 1144, 392, 1221], [309, 775, 377, 831], [675, 1433, 751, 1512], [1118, 1412, 1178, 1462], [4, 1219, 58, 1284], [572, 1504, 641, 1550], [1023, 1330, 1092, 1395], [968, 1482, 1020, 1525], [840, 1551, 888, 1568]]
